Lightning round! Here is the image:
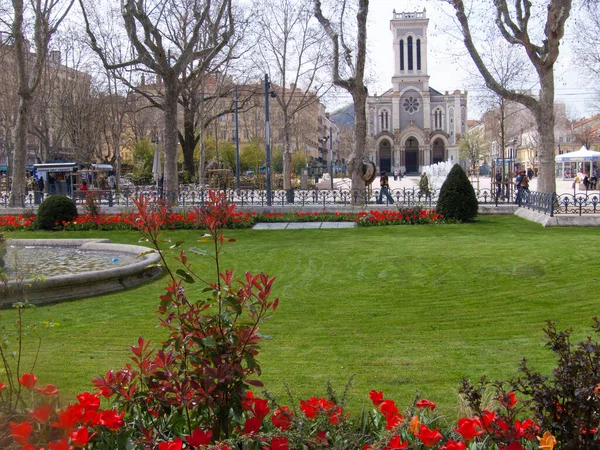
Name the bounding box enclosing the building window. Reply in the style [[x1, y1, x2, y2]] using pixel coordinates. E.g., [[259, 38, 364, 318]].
[[407, 36, 413, 71], [379, 110, 389, 131], [434, 108, 443, 129], [399, 40, 404, 71], [416, 39, 421, 70], [403, 97, 420, 114]]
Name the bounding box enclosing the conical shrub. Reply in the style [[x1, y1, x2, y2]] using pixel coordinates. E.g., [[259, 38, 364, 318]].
[[436, 164, 478, 222]]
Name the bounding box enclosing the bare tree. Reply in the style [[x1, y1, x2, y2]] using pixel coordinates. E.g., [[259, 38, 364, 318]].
[[80, 0, 235, 204], [459, 128, 485, 173], [9, 0, 74, 206], [314, 0, 368, 195], [254, 0, 328, 191], [447, 0, 572, 194]]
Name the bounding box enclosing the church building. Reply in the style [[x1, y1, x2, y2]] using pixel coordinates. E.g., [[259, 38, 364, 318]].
[[366, 8, 468, 174]]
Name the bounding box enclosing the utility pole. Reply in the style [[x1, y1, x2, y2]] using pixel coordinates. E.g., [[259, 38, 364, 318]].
[[264, 74, 272, 206], [235, 85, 240, 190]]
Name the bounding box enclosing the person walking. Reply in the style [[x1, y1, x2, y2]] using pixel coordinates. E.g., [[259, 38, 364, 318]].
[[419, 172, 430, 197], [376, 170, 394, 204], [37, 176, 45, 201]]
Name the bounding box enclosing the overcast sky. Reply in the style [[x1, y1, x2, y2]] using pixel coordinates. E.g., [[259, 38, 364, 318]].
[[332, 0, 595, 121]]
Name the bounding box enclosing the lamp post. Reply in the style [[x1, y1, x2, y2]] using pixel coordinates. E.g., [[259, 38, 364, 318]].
[[264, 74, 278, 205], [264, 74, 272, 205], [329, 126, 333, 190], [235, 85, 240, 190]]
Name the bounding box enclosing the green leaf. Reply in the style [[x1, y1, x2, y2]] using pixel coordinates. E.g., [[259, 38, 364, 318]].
[[201, 336, 217, 349], [176, 269, 195, 284], [244, 352, 259, 370]]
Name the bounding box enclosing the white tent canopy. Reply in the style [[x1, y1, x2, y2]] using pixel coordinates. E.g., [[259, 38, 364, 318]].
[[555, 146, 600, 162], [555, 146, 600, 179]]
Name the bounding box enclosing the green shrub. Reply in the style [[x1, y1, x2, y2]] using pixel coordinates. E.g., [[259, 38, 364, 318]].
[[36, 195, 78, 230], [436, 164, 478, 222]]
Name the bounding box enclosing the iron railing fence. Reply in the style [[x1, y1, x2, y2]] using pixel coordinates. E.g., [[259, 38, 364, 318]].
[[1, 186, 598, 215], [0, 185, 510, 209]]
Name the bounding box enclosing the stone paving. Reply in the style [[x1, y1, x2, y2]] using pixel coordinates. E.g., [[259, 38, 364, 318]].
[[253, 222, 355, 230]]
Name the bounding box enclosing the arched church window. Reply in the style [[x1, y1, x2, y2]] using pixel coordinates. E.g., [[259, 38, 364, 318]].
[[434, 108, 443, 130], [399, 40, 404, 71], [416, 39, 421, 70], [402, 97, 420, 114], [379, 110, 389, 131], [407, 36, 413, 71]]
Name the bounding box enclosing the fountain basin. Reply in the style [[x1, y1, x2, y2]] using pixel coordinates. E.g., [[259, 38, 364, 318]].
[[1, 239, 162, 307]]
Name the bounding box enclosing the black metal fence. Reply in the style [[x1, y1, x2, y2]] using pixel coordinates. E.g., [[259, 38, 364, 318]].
[[1, 186, 598, 215]]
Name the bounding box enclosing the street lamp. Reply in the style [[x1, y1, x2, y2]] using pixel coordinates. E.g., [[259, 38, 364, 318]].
[[264, 74, 277, 206]]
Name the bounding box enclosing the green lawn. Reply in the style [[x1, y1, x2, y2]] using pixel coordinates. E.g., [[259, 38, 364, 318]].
[[2, 215, 600, 417]]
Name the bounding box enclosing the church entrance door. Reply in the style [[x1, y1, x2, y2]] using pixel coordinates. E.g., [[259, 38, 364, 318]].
[[433, 138, 445, 164], [379, 140, 392, 173], [405, 137, 419, 173]]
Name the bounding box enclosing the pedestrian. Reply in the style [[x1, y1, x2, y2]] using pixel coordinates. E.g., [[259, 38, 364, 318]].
[[495, 171, 503, 199], [527, 168, 534, 179], [37, 176, 45, 200], [516, 169, 529, 204], [376, 170, 394, 204], [419, 172, 430, 197], [108, 172, 116, 190], [583, 175, 590, 190]]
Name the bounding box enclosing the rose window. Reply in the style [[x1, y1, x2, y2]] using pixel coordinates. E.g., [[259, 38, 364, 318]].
[[403, 97, 420, 114]]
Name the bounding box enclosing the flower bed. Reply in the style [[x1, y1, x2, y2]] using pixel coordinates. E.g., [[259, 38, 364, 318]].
[[0, 208, 445, 232]]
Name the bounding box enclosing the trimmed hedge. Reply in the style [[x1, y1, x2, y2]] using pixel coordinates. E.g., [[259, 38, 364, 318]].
[[36, 195, 78, 230], [436, 164, 478, 222]]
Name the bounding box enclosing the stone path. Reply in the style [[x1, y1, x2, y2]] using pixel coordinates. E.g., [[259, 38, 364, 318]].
[[253, 222, 356, 230]]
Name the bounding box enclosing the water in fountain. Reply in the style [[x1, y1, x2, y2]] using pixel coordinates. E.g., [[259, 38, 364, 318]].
[[4, 246, 139, 279], [422, 160, 454, 189]]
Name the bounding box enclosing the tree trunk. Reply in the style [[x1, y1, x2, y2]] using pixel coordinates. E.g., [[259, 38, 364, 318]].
[[163, 81, 179, 204], [9, 95, 32, 207], [181, 105, 197, 176], [536, 69, 557, 194], [351, 87, 367, 192]]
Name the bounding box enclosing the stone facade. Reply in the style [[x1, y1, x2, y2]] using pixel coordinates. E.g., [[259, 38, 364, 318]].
[[366, 9, 467, 174]]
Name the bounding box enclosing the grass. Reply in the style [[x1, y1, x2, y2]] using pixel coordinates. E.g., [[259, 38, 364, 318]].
[[2, 215, 600, 417]]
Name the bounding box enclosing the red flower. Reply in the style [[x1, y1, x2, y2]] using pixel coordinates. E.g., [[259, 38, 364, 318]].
[[98, 410, 125, 431], [499, 391, 517, 409], [454, 417, 483, 441], [271, 406, 294, 430], [385, 435, 409, 449], [19, 373, 38, 390], [186, 428, 212, 446], [480, 410, 497, 428], [48, 438, 70, 450], [269, 436, 289, 450], [53, 404, 84, 432], [37, 384, 59, 396], [29, 404, 52, 423], [369, 390, 384, 407], [77, 392, 100, 411], [70, 426, 96, 447], [243, 416, 262, 435], [440, 441, 466, 450], [300, 397, 335, 419], [499, 442, 525, 450], [158, 438, 183, 450], [0, 381, 4, 391], [415, 424, 443, 447], [10, 421, 33, 444], [378, 400, 403, 430], [416, 399, 436, 410]]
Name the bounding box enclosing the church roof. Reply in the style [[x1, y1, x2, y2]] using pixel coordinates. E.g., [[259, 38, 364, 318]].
[[429, 87, 444, 96]]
